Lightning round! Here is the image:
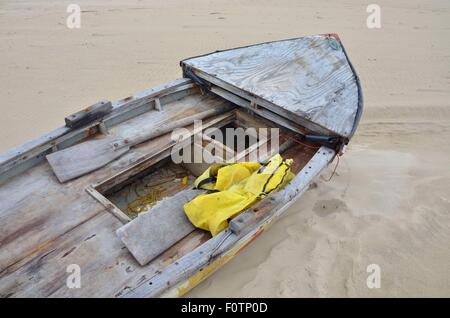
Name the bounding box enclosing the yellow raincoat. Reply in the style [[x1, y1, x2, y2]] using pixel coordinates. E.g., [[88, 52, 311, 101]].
[[184, 154, 294, 236]]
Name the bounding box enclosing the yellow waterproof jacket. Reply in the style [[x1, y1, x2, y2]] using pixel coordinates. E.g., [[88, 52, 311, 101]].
[[184, 154, 294, 236]]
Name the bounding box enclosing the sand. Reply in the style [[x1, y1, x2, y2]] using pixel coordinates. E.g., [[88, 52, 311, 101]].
[[1, 0, 449, 297]]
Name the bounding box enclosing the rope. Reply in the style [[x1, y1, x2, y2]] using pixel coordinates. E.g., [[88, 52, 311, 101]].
[[324, 154, 340, 182]]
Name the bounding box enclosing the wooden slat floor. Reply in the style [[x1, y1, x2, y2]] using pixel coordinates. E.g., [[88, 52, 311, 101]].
[[0, 92, 226, 297]]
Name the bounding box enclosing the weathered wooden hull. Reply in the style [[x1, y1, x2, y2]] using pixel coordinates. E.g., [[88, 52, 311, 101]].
[[130, 146, 334, 298], [0, 35, 361, 298]]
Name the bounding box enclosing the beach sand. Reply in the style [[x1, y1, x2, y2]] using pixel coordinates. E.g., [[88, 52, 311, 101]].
[[1, 0, 449, 296]]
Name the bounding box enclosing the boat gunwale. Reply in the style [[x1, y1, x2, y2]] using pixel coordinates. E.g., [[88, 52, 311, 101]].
[[0, 78, 197, 183], [121, 145, 336, 297], [0, 44, 351, 296]]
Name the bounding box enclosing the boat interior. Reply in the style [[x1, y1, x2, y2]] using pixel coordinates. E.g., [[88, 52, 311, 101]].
[[0, 80, 325, 297]]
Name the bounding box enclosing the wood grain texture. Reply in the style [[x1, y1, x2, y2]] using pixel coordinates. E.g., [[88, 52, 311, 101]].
[[46, 136, 130, 183], [112, 101, 233, 149], [0, 78, 195, 182], [0, 210, 210, 298], [0, 62, 340, 298], [0, 91, 228, 276], [211, 85, 307, 136], [182, 35, 359, 138], [46, 100, 233, 183], [64, 100, 112, 129], [116, 189, 204, 266], [93, 111, 235, 194]]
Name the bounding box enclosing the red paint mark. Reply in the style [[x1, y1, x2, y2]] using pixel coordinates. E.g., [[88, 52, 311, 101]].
[[325, 33, 341, 43]]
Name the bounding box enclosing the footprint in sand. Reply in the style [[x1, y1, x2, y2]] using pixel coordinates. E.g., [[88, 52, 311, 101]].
[[313, 198, 348, 217]]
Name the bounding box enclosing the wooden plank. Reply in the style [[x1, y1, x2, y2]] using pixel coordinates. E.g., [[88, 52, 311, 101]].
[[93, 111, 235, 193], [0, 211, 210, 298], [110, 79, 194, 116], [182, 35, 359, 138], [0, 92, 231, 274], [112, 102, 233, 149], [234, 108, 277, 129], [210, 86, 308, 136], [65, 100, 113, 128], [47, 102, 233, 183], [121, 146, 335, 297], [233, 137, 269, 163], [116, 189, 204, 266], [0, 78, 195, 181], [104, 85, 198, 129], [201, 134, 235, 160], [46, 136, 130, 183], [86, 185, 131, 224], [0, 78, 191, 166], [0, 169, 106, 273], [154, 98, 162, 111], [195, 69, 333, 136]]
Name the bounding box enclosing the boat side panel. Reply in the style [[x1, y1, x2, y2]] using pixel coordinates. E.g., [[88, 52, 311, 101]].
[[0, 78, 195, 184], [171, 148, 336, 297], [0, 92, 228, 291], [121, 146, 335, 298]]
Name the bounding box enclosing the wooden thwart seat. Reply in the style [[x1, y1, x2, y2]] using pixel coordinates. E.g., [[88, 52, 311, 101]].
[[116, 189, 205, 266]]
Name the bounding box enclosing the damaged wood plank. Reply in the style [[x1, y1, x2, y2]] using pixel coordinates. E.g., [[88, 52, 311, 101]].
[[47, 102, 233, 183], [0, 210, 209, 298], [92, 111, 235, 193], [0, 91, 229, 276], [86, 185, 131, 224], [0, 78, 195, 181], [116, 189, 205, 266], [121, 146, 335, 298]]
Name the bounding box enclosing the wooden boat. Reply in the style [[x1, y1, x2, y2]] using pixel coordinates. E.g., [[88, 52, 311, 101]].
[[0, 34, 362, 297]]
